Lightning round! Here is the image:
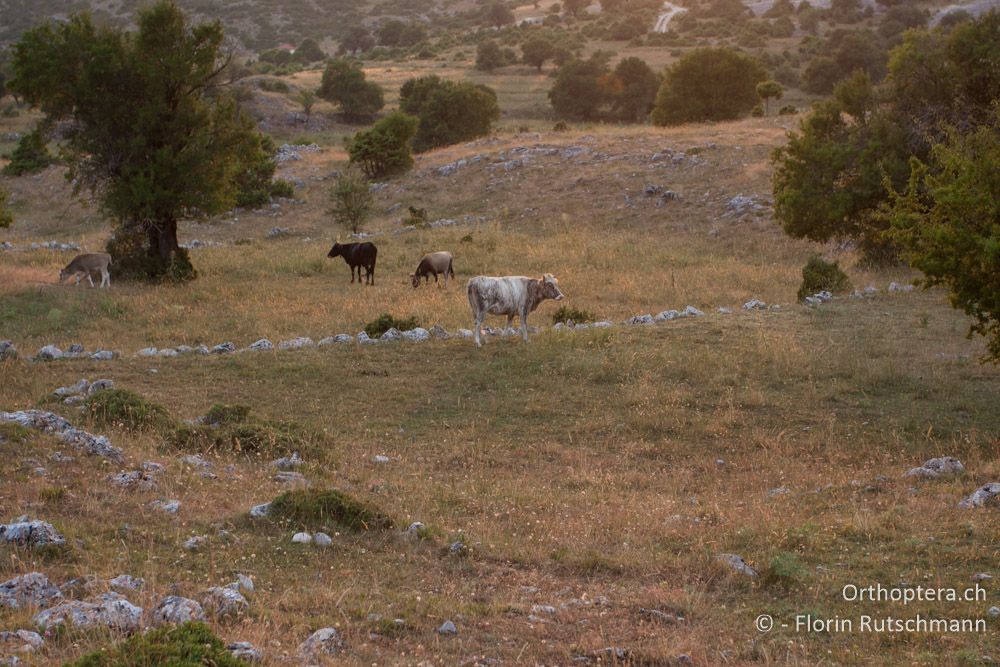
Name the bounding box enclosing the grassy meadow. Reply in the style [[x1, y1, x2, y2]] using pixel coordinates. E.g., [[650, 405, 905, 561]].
[[2, 110, 1000, 665]]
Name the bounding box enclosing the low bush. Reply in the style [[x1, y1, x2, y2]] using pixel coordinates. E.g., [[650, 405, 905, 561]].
[[2, 130, 54, 176], [552, 305, 596, 325], [364, 313, 420, 337], [797, 254, 851, 301], [204, 403, 251, 426], [762, 552, 806, 590], [85, 389, 174, 433], [268, 488, 394, 531], [68, 622, 245, 666]]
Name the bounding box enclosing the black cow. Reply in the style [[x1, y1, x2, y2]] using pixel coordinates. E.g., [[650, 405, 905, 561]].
[[327, 241, 377, 285]]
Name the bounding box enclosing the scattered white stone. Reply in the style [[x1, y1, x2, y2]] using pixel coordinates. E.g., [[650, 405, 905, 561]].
[[277, 337, 314, 351], [0, 629, 44, 654], [292, 532, 313, 544], [380, 328, 402, 342], [88, 379, 114, 394], [313, 532, 333, 547], [210, 342, 236, 354], [149, 499, 180, 514], [35, 345, 65, 362], [108, 470, 157, 490], [888, 282, 915, 292], [592, 320, 613, 328], [249, 503, 271, 518], [455, 329, 474, 338], [372, 455, 390, 464], [180, 454, 212, 468], [228, 642, 263, 662], [768, 486, 791, 497], [973, 573, 993, 582], [184, 535, 208, 551], [108, 575, 144, 592], [152, 595, 205, 626], [428, 325, 451, 339], [87, 349, 115, 361], [227, 574, 255, 595], [0, 573, 63, 609], [437, 620, 458, 635], [989, 606, 1000, 617], [743, 299, 767, 310], [34, 592, 142, 634], [717, 307, 732, 314], [298, 628, 343, 659], [274, 470, 307, 484], [531, 604, 557, 615], [157, 348, 178, 358], [654, 310, 680, 321], [864, 285, 878, 295], [402, 327, 430, 341], [318, 333, 353, 345], [958, 482, 1000, 509], [194, 345, 210, 355], [906, 457, 965, 479], [271, 452, 303, 470], [627, 314, 654, 325], [682, 305, 704, 317], [54, 379, 89, 397], [0, 410, 122, 461], [0, 519, 66, 548], [137, 347, 158, 357], [0, 341, 16, 360], [357, 331, 378, 345], [718, 553, 758, 577], [200, 586, 249, 619]]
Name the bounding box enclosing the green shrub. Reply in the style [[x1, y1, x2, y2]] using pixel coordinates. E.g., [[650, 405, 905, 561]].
[[85, 389, 174, 433], [348, 111, 417, 179], [552, 305, 596, 325], [402, 206, 428, 227], [169, 419, 323, 458], [762, 552, 806, 590], [364, 313, 420, 337], [68, 622, 246, 667], [257, 78, 290, 93], [778, 104, 797, 115], [2, 130, 54, 176], [204, 403, 251, 425], [269, 488, 393, 531], [797, 254, 851, 301], [270, 178, 295, 199]]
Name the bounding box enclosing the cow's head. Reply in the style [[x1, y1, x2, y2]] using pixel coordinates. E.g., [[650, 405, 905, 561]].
[[410, 273, 420, 289], [541, 273, 564, 301], [58, 268, 70, 282], [327, 242, 342, 258]]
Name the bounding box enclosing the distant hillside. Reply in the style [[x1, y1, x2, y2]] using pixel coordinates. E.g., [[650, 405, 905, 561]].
[[0, 0, 479, 54]]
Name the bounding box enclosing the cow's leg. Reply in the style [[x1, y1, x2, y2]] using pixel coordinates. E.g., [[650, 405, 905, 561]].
[[73, 274, 81, 287], [368, 263, 375, 286], [520, 309, 530, 342], [100, 268, 110, 288], [473, 311, 485, 347], [350, 265, 356, 283], [86, 272, 95, 288]]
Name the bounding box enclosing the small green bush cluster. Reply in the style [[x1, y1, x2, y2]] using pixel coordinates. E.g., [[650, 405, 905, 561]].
[[169, 405, 325, 458], [85, 389, 174, 433], [268, 488, 394, 531], [364, 313, 420, 337], [797, 254, 851, 301], [762, 552, 806, 590], [552, 305, 596, 325], [68, 622, 246, 667], [257, 77, 290, 93], [2, 130, 55, 176], [105, 228, 197, 284]]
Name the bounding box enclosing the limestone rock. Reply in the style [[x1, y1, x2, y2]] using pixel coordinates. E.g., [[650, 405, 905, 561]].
[[0, 630, 44, 654], [298, 627, 343, 660], [35, 345, 63, 361], [0, 520, 66, 548], [277, 337, 314, 351], [958, 483, 1000, 509], [0, 341, 16, 361], [437, 620, 457, 635], [0, 573, 63, 609], [34, 593, 142, 634], [0, 410, 123, 462], [247, 338, 273, 352], [200, 586, 248, 619], [249, 503, 271, 518], [210, 342, 236, 354], [108, 575, 144, 592], [718, 553, 758, 577], [152, 595, 205, 626], [402, 328, 430, 341], [227, 642, 262, 662], [906, 457, 965, 479]]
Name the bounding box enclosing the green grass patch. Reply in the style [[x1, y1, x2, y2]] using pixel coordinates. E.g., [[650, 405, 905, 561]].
[[67, 621, 247, 666], [268, 488, 394, 532], [551, 305, 597, 325], [364, 313, 420, 337], [85, 389, 174, 433], [204, 403, 251, 426]]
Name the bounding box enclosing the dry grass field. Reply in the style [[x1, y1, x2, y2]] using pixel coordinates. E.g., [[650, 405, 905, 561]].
[[1, 110, 999, 666]]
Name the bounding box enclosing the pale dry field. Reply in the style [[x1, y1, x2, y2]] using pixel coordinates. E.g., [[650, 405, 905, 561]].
[[1, 116, 999, 665]]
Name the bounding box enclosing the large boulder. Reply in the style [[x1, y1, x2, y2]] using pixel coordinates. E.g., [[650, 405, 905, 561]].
[[0, 519, 66, 548], [0, 410, 123, 462], [151, 595, 205, 626], [298, 628, 343, 662], [0, 573, 63, 609], [958, 482, 1000, 509], [906, 456, 965, 479], [33, 592, 143, 634], [200, 587, 248, 619]]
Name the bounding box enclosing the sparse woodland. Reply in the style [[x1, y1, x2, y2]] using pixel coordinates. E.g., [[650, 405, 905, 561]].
[[1, 0, 999, 665]]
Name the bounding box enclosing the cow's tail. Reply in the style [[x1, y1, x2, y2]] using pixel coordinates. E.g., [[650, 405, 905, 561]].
[[467, 278, 478, 313], [447, 257, 454, 279]]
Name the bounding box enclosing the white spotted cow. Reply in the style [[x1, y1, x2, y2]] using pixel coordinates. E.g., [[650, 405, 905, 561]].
[[466, 274, 564, 347]]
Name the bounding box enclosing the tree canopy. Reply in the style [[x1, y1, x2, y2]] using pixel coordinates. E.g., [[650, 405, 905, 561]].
[[348, 111, 417, 179], [650, 48, 767, 125], [316, 58, 384, 122], [399, 76, 499, 153], [10, 0, 272, 281]]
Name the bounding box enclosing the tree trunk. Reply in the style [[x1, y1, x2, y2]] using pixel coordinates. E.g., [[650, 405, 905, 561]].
[[146, 218, 180, 262]]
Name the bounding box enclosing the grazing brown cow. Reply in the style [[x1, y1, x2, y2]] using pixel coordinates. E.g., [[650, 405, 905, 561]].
[[466, 274, 564, 347], [327, 241, 377, 285], [411, 251, 454, 288], [59, 253, 112, 288]]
